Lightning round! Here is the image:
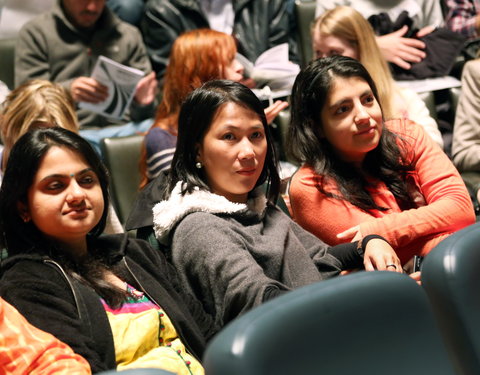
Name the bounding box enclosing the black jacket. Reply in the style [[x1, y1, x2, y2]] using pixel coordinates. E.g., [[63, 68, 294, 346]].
[[0, 234, 216, 373], [126, 170, 168, 231], [141, 0, 299, 77]]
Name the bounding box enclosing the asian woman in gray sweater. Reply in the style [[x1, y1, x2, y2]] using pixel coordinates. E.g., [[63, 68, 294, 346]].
[[138, 79, 405, 328]]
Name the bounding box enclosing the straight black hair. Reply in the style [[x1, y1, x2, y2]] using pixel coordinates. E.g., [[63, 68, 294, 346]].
[[0, 127, 130, 307], [164, 79, 281, 204], [0, 127, 110, 255]]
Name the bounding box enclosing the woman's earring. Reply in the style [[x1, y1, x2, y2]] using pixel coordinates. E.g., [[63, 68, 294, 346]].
[[21, 214, 31, 223], [196, 162, 202, 169]]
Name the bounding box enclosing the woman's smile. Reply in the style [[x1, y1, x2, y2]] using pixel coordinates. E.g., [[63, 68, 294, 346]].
[[355, 125, 377, 136], [26, 146, 104, 250], [236, 167, 257, 176]]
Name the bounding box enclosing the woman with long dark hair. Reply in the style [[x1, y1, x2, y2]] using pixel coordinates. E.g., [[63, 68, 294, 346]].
[[287, 55, 474, 266], [142, 79, 405, 329], [139, 28, 287, 188], [0, 127, 215, 374], [311, 6, 443, 148]]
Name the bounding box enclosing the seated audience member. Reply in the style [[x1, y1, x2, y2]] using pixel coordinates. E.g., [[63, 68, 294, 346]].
[[140, 28, 288, 187], [0, 80, 79, 179], [287, 56, 475, 266], [312, 6, 444, 148], [0, 127, 216, 374], [135, 79, 409, 328], [315, 0, 443, 70], [444, 0, 480, 40], [452, 58, 480, 205], [0, 297, 91, 375], [14, 0, 158, 149], [0, 79, 123, 234], [141, 0, 298, 78]]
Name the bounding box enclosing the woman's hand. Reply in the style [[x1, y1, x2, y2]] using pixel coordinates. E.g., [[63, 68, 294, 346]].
[[409, 271, 422, 285], [134, 71, 158, 106], [264, 100, 289, 124], [416, 25, 436, 38], [363, 238, 402, 273], [70, 77, 109, 103], [337, 225, 362, 242], [376, 25, 426, 70]]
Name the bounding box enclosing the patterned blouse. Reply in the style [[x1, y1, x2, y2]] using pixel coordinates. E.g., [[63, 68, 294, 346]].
[[101, 283, 203, 375]]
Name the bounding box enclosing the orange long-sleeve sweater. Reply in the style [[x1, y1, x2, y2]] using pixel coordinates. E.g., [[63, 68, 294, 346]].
[[0, 297, 91, 375], [289, 119, 475, 264]]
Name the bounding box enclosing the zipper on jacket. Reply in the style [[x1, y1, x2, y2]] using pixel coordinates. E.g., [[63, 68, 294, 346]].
[[44, 259, 83, 320], [121, 257, 200, 361], [122, 257, 161, 307]]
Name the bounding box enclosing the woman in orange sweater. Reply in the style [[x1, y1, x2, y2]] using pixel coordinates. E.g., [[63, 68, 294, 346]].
[[287, 56, 475, 266], [0, 297, 91, 374]]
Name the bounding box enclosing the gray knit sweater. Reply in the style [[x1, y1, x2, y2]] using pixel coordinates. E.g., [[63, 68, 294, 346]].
[[152, 183, 348, 328]]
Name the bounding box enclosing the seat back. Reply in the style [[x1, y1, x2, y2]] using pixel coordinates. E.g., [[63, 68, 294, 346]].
[[418, 90, 438, 120], [0, 37, 16, 90], [295, 0, 316, 67], [274, 108, 291, 163], [422, 222, 480, 375], [204, 271, 455, 375], [449, 86, 461, 113], [100, 134, 144, 224]]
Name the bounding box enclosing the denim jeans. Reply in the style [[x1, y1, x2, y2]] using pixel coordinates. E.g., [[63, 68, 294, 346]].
[[80, 118, 153, 157]]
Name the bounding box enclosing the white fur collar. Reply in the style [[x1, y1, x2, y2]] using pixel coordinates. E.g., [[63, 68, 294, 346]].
[[152, 181, 267, 244]]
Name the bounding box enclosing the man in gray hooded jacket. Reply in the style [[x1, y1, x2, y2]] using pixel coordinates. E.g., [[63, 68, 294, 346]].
[[15, 0, 157, 136]]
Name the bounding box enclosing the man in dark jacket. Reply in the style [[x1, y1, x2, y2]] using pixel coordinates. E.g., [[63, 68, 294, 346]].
[[141, 0, 299, 79]]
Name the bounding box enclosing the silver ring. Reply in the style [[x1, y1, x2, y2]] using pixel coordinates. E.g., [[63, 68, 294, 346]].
[[386, 264, 397, 269]]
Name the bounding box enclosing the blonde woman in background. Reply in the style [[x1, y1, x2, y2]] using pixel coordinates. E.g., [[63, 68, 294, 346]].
[[0, 79, 123, 234], [0, 79, 78, 172], [311, 6, 444, 148]]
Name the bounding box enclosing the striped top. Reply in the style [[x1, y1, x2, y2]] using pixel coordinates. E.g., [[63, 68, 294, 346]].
[[445, 0, 480, 39], [101, 284, 203, 375], [0, 297, 91, 374], [145, 127, 177, 181]]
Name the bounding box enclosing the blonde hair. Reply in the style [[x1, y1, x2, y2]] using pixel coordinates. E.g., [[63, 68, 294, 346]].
[[0, 80, 79, 169], [312, 6, 397, 119]]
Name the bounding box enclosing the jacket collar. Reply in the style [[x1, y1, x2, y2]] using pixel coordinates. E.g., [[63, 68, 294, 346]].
[[152, 181, 266, 244], [0, 233, 130, 270]]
